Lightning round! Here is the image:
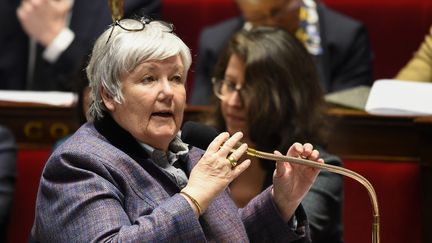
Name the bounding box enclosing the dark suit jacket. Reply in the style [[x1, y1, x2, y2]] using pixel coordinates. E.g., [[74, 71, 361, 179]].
[[0, 0, 160, 91], [190, 1, 374, 105], [0, 126, 16, 242], [32, 115, 311, 242]]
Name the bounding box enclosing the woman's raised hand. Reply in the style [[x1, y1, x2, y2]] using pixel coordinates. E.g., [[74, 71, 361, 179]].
[[181, 132, 251, 216], [272, 142, 324, 222]]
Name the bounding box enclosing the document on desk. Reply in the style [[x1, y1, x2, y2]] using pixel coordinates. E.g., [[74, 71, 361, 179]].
[[325, 85, 370, 110], [0, 90, 76, 106], [365, 79, 432, 116]]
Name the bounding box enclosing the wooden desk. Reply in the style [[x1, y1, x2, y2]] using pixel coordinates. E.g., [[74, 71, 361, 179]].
[[0, 101, 79, 149], [326, 108, 431, 162]]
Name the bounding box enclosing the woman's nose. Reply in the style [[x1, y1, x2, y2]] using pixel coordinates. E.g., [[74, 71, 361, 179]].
[[227, 90, 243, 107], [159, 79, 174, 97]]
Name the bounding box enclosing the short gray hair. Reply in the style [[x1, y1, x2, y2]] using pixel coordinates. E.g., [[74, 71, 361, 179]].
[[86, 19, 192, 121]]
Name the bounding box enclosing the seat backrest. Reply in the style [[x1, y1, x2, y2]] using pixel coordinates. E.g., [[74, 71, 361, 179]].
[[7, 150, 50, 243], [343, 160, 422, 243], [322, 0, 432, 79]]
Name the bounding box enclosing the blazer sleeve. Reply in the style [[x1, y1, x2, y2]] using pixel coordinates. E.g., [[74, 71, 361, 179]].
[[395, 28, 432, 82], [240, 187, 311, 243], [32, 151, 206, 242]]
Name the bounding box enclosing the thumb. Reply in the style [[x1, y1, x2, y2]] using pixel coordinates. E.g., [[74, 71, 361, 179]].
[[274, 150, 286, 178]]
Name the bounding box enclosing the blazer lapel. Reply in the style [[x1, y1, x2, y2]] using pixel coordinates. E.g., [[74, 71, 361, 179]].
[[94, 114, 181, 196]]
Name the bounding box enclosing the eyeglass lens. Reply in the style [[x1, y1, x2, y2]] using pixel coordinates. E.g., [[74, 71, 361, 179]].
[[214, 79, 248, 101]]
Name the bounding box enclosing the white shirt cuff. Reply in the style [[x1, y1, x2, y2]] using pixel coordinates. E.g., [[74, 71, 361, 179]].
[[43, 28, 75, 63]]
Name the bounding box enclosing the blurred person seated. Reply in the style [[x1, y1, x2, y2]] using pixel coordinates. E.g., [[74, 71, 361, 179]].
[[31, 18, 325, 242], [395, 26, 432, 82], [0, 126, 16, 242], [205, 26, 343, 243], [0, 0, 160, 91], [52, 56, 92, 151], [190, 0, 373, 105]]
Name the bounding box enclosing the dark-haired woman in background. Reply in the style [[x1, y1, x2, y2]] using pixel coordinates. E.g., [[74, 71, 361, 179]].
[[207, 26, 343, 243]]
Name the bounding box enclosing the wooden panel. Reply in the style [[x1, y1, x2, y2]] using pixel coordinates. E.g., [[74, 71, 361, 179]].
[[326, 108, 420, 161], [0, 101, 79, 149]]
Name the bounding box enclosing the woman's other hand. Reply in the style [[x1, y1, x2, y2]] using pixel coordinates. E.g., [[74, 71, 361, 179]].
[[272, 142, 323, 222]]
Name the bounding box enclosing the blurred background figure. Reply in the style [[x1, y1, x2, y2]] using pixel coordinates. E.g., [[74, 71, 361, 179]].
[[205, 26, 343, 243], [52, 56, 91, 151], [0, 0, 160, 91], [0, 126, 16, 242], [395, 25, 432, 82], [190, 0, 373, 105]]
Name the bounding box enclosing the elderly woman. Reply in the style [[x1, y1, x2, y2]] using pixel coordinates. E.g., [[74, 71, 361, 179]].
[[31, 18, 323, 242]]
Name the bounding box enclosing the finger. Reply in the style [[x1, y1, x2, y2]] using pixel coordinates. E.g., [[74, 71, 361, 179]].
[[17, 0, 31, 13], [206, 132, 230, 153], [230, 159, 251, 177], [307, 149, 320, 161], [302, 143, 313, 156], [218, 132, 243, 157], [287, 142, 303, 157], [52, 0, 72, 11], [227, 143, 248, 167], [16, 2, 31, 21], [32, 0, 44, 8], [274, 150, 287, 178]]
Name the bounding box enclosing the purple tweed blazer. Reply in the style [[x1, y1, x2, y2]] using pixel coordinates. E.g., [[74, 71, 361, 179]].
[[31, 115, 311, 242]]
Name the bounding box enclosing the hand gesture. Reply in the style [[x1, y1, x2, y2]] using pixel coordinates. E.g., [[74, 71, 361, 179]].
[[272, 142, 324, 221], [182, 132, 251, 215], [17, 0, 72, 46]]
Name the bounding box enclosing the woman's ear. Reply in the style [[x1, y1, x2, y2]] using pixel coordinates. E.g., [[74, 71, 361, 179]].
[[100, 86, 115, 112]]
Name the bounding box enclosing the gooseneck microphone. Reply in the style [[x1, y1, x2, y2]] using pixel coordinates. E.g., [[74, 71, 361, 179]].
[[181, 121, 219, 151], [181, 121, 380, 243]]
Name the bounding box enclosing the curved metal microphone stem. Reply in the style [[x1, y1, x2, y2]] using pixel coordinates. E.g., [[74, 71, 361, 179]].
[[245, 147, 380, 243]]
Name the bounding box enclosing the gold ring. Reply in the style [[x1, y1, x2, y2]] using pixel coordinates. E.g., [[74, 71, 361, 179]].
[[228, 156, 237, 168]]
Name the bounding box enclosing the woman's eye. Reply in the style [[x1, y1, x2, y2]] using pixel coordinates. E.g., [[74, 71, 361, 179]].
[[227, 82, 237, 91], [142, 76, 156, 83], [171, 75, 184, 84]]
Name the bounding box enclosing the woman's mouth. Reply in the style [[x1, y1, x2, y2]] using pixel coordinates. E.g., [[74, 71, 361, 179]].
[[152, 111, 173, 118]]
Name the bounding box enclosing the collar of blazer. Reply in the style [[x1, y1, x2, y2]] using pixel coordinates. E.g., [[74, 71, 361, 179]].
[[94, 113, 182, 194]]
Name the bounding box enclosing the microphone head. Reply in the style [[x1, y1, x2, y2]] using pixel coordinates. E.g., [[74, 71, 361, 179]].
[[181, 121, 218, 150]]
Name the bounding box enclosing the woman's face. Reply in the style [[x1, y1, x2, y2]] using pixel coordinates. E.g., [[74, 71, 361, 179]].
[[103, 55, 186, 151], [221, 54, 249, 138]]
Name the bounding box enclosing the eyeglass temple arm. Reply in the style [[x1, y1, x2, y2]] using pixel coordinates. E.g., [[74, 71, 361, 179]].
[[245, 147, 380, 243]]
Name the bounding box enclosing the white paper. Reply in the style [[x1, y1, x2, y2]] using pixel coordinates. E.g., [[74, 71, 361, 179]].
[[365, 79, 432, 116], [0, 90, 77, 106]]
